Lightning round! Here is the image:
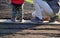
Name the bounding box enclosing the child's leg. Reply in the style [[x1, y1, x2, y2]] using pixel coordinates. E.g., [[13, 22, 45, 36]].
[[11, 5, 17, 22], [17, 5, 22, 22]]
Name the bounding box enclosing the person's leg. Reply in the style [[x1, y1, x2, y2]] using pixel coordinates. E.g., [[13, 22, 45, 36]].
[[34, 0, 43, 20], [31, 1, 43, 23], [32, 0, 55, 23], [35, 0, 55, 18], [37, 0, 56, 22], [17, 5, 22, 22], [11, 5, 17, 22]]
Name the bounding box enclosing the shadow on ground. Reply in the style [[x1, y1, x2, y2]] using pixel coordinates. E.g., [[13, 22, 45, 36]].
[[0, 22, 60, 37]]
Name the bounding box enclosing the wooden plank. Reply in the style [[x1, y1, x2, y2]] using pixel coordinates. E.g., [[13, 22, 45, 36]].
[[0, 34, 60, 38], [0, 29, 60, 34], [0, 20, 59, 29], [0, 23, 60, 29]]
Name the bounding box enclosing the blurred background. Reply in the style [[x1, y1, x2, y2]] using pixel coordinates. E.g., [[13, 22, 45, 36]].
[[0, 0, 34, 20], [0, 0, 60, 21]]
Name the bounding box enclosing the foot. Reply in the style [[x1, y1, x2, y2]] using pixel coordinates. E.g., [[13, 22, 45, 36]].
[[11, 18, 15, 22], [31, 17, 43, 23], [49, 16, 58, 22], [18, 20, 22, 22], [17, 18, 22, 22]]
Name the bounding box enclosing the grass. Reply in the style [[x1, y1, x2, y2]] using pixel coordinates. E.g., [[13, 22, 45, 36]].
[[25, 0, 33, 4]]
